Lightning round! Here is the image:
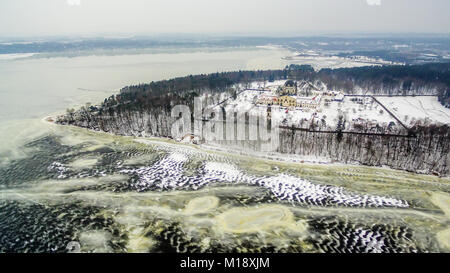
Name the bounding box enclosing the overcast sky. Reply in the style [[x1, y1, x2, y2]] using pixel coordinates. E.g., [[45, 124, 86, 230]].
[[1, 0, 449, 37]]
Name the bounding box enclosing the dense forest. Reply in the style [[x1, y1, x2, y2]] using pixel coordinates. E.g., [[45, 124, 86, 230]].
[[57, 63, 450, 175], [97, 62, 450, 109], [316, 63, 450, 106]]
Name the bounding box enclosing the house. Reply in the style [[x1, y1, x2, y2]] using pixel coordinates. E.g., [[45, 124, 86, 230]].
[[333, 93, 345, 102], [297, 80, 322, 96], [296, 95, 322, 109], [324, 91, 340, 97], [257, 94, 278, 105]]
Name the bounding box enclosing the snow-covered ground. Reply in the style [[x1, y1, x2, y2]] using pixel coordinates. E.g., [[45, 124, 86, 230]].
[[322, 97, 396, 128], [222, 89, 260, 113], [218, 87, 398, 130], [376, 96, 450, 125], [210, 81, 448, 132], [282, 53, 402, 70]]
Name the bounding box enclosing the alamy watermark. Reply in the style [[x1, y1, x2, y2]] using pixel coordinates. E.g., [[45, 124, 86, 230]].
[[171, 97, 280, 152]]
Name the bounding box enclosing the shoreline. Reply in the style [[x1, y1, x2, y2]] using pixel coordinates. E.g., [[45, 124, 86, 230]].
[[44, 115, 450, 179]]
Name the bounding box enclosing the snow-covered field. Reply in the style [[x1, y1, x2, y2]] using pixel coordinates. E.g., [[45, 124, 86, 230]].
[[376, 96, 450, 125], [283, 53, 402, 70], [322, 97, 396, 128]]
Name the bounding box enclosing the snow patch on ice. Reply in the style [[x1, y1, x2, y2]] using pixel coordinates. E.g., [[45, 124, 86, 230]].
[[120, 148, 409, 208]]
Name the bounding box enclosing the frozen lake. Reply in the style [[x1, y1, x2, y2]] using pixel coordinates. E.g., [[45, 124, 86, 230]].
[[0, 47, 449, 253], [0, 47, 291, 163]]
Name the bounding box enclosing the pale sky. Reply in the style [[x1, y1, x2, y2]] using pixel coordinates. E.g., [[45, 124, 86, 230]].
[[0, 0, 449, 37]]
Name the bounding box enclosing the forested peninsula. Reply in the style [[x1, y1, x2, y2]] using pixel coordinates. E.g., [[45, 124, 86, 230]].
[[56, 63, 450, 175]]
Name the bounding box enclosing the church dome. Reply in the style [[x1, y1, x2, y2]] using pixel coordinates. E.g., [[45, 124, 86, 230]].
[[284, 80, 296, 87]]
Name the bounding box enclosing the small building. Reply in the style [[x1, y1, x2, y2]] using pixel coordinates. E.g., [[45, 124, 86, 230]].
[[296, 95, 321, 109], [324, 91, 344, 102], [297, 80, 322, 97], [333, 93, 345, 102], [324, 91, 339, 97], [257, 94, 279, 105]]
